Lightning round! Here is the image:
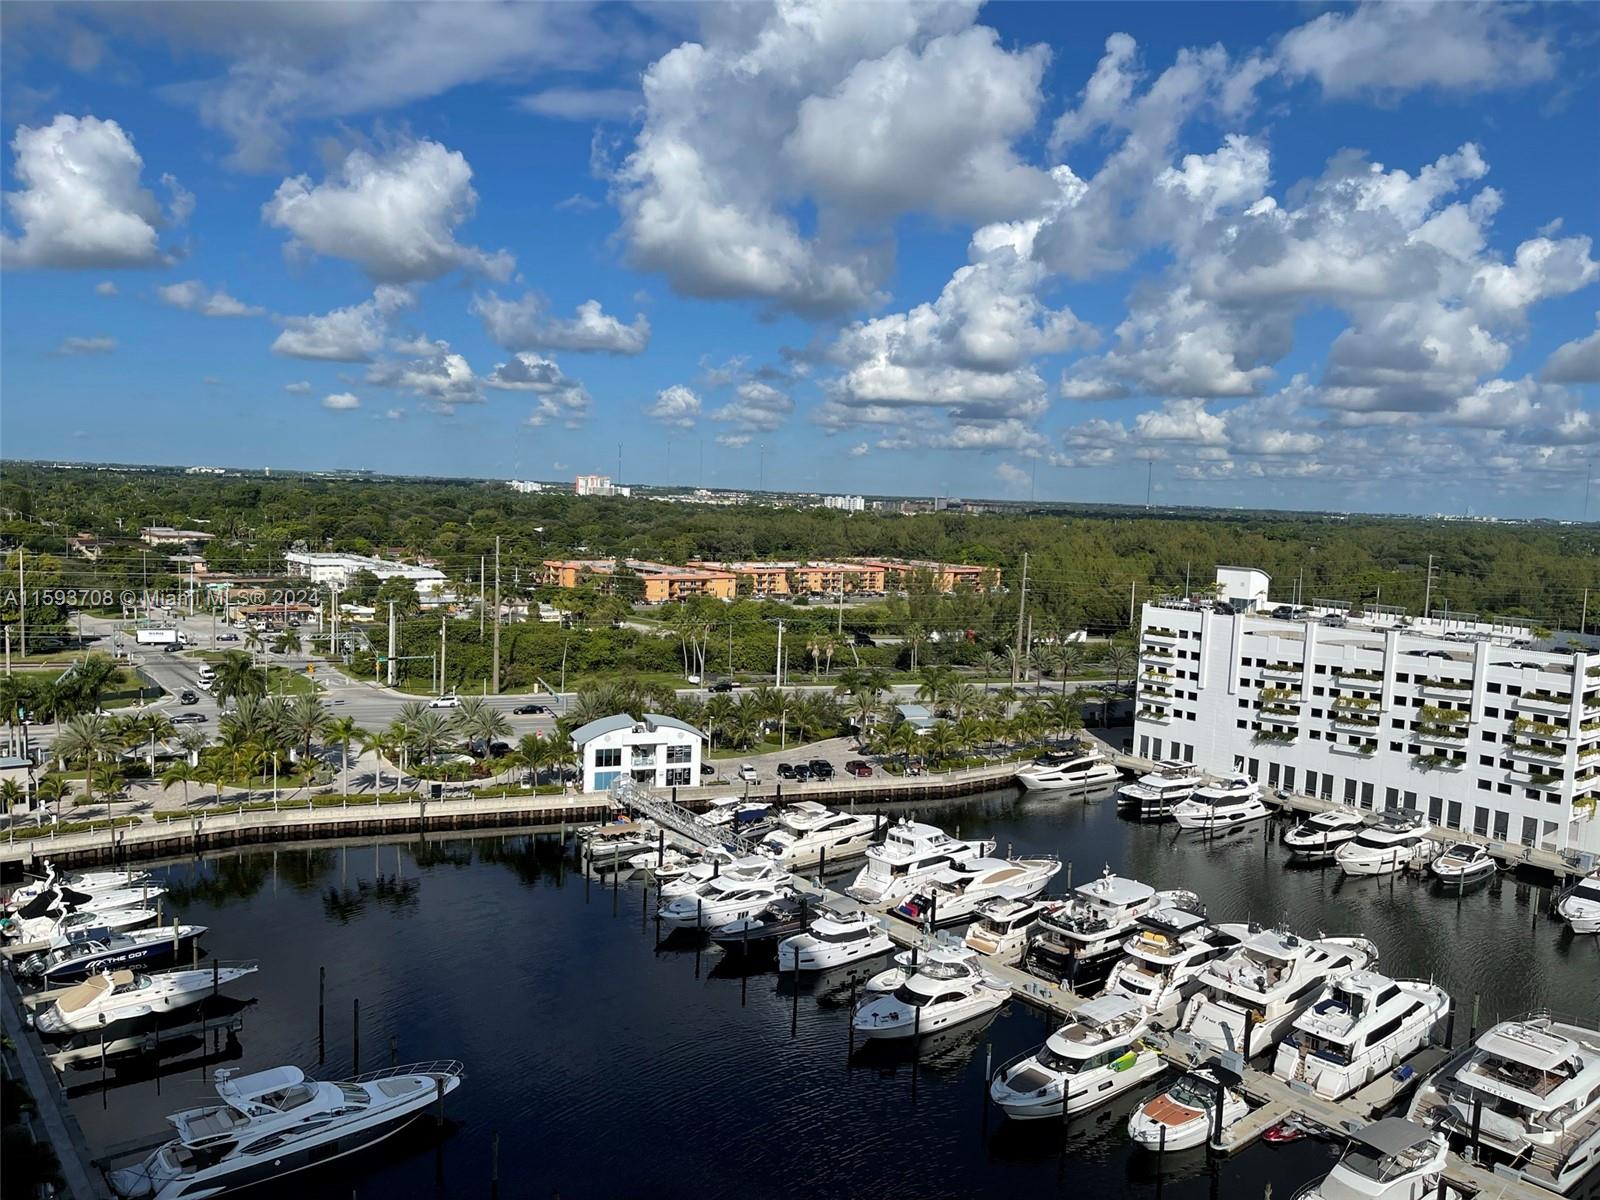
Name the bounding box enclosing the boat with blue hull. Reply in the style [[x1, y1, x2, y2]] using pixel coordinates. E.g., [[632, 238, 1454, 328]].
[[20, 924, 208, 986]]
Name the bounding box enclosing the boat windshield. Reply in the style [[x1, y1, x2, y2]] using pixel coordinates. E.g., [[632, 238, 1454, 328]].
[[1568, 883, 1600, 904], [1338, 1142, 1431, 1183], [890, 984, 935, 1008], [918, 959, 973, 982], [1442, 844, 1477, 858], [1168, 1076, 1219, 1110], [1351, 832, 1412, 850]]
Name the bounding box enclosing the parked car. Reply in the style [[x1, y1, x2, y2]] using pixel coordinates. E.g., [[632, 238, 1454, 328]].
[[171, 713, 207, 725], [428, 694, 462, 709], [179, 690, 199, 705], [1270, 605, 1294, 620], [709, 680, 738, 693], [686, 675, 701, 685], [776, 763, 796, 779], [853, 631, 875, 646], [217, 633, 240, 642], [513, 703, 550, 715], [700, 762, 716, 777], [792, 764, 812, 782], [737, 763, 759, 782], [808, 760, 835, 779], [845, 761, 873, 778]]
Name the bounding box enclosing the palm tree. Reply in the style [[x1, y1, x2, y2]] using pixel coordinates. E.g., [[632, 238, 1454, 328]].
[[272, 627, 301, 657], [243, 627, 265, 662], [1043, 691, 1084, 741], [197, 756, 228, 806], [282, 693, 331, 764], [981, 650, 1006, 679], [0, 777, 22, 815], [54, 712, 121, 806], [212, 650, 264, 706], [361, 728, 397, 793], [513, 733, 546, 786], [407, 711, 453, 763], [726, 699, 761, 750], [454, 703, 511, 759], [946, 681, 980, 721], [89, 760, 123, 803], [325, 717, 363, 796], [1100, 641, 1136, 723], [953, 715, 982, 757], [1056, 644, 1085, 694], [924, 720, 957, 768], [177, 727, 209, 766], [845, 691, 880, 747], [35, 773, 70, 818], [161, 761, 200, 807], [915, 665, 956, 710], [702, 693, 735, 750]]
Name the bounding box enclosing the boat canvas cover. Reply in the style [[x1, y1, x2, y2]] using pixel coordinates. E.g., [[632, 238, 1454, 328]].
[[55, 971, 127, 1013], [1351, 1118, 1434, 1156]]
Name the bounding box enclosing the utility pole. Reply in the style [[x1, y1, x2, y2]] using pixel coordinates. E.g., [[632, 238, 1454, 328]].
[[1422, 554, 1435, 620], [479, 555, 486, 638], [775, 619, 784, 688], [492, 535, 501, 694], [1145, 459, 1153, 509], [387, 601, 397, 687], [1013, 552, 1029, 676], [330, 586, 340, 660], [1582, 588, 1589, 636], [16, 550, 24, 659], [1128, 580, 1136, 628], [439, 614, 447, 696]]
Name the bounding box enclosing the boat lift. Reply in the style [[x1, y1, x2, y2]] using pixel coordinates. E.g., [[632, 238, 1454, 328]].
[[608, 778, 762, 856]]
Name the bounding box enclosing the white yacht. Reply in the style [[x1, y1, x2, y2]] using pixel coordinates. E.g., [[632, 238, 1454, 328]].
[[579, 820, 660, 868], [698, 796, 768, 828], [756, 804, 878, 869], [863, 935, 968, 996], [1556, 870, 1600, 935], [3, 903, 160, 944], [108, 1061, 464, 1200], [34, 964, 259, 1036], [852, 943, 1010, 1039], [1337, 813, 1441, 877], [891, 857, 1060, 928], [1283, 808, 1367, 863], [844, 819, 994, 903], [1294, 1119, 1449, 1200], [7, 863, 154, 907], [1016, 742, 1122, 795], [1171, 775, 1270, 832], [988, 994, 1164, 1121], [1430, 843, 1497, 886], [963, 896, 1048, 963], [657, 874, 794, 931], [627, 846, 696, 881], [1103, 908, 1249, 1016], [1127, 1061, 1249, 1151], [1272, 971, 1450, 1100], [1407, 1014, 1600, 1195], [1117, 760, 1204, 819], [1178, 926, 1379, 1057], [1026, 869, 1200, 987], [777, 907, 893, 971], [658, 852, 771, 899]]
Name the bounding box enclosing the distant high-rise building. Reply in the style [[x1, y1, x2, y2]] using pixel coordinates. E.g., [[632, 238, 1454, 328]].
[[575, 474, 631, 498], [506, 479, 544, 493], [823, 494, 865, 512]]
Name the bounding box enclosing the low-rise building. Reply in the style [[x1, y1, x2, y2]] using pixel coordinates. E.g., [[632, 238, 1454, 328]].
[[1133, 566, 1599, 858], [140, 526, 215, 546], [571, 712, 703, 792], [850, 557, 1000, 592], [823, 494, 865, 512], [540, 558, 736, 603], [575, 474, 631, 498], [284, 551, 448, 595], [686, 560, 887, 596]]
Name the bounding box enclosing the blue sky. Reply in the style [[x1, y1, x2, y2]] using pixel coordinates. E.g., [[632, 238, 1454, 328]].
[[2, 1, 1597, 517]]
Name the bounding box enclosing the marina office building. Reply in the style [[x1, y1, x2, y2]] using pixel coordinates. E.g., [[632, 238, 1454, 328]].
[[1134, 567, 1600, 859], [571, 713, 704, 793]]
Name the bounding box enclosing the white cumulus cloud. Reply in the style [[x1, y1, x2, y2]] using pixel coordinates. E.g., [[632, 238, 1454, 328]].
[[472, 293, 650, 354], [648, 384, 701, 428], [158, 280, 263, 317], [271, 286, 413, 362], [321, 392, 361, 410]]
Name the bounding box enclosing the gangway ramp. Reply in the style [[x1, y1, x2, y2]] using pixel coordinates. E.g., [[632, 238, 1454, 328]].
[[610, 778, 762, 855]]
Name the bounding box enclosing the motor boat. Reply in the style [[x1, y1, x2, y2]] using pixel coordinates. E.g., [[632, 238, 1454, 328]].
[[756, 805, 878, 870], [1117, 760, 1204, 820], [627, 846, 697, 881], [579, 820, 660, 868], [33, 963, 259, 1036], [107, 1061, 465, 1200], [4, 881, 167, 928], [1407, 1013, 1600, 1195], [1103, 907, 1249, 1016], [1556, 870, 1600, 934], [708, 897, 809, 952], [3, 903, 161, 944], [658, 853, 773, 899], [988, 994, 1164, 1121], [1294, 1119, 1448, 1200], [699, 796, 769, 828], [891, 857, 1060, 928], [20, 924, 208, 986], [851, 942, 1009, 1039], [1272, 971, 1450, 1100], [1179, 926, 1379, 1058], [1127, 1061, 1249, 1152], [963, 896, 1049, 963], [778, 907, 893, 971], [1430, 843, 1497, 887], [7, 863, 154, 908], [1283, 808, 1367, 863], [1171, 774, 1271, 832], [657, 874, 794, 931], [1027, 869, 1200, 988], [1336, 812, 1441, 877], [844, 819, 994, 903], [863, 938, 950, 996], [1016, 742, 1122, 795]]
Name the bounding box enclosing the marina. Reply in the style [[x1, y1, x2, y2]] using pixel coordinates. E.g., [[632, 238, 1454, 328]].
[[5, 781, 1595, 1200]]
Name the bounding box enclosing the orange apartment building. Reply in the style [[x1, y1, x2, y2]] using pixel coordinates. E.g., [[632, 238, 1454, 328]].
[[688, 560, 889, 596], [540, 558, 737, 603], [849, 558, 1001, 592]]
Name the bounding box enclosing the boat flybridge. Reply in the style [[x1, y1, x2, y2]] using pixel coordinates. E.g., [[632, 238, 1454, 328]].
[[962, 896, 1048, 963], [1103, 907, 1249, 1016], [1027, 868, 1200, 988], [1293, 1118, 1448, 1200], [1336, 811, 1441, 877], [1430, 843, 1497, 886], [1127, 1060, 1249, 1152], [108, 1061, 465, 1200], [756, 803, 878, 870], [1271, 971, 1450, 1100], [1171, 774, 1270, 832], [778, 906, 893, 971], [989, 994, 1164, 1121], [658, 854, 774, 900], [891, 857, 1060, 928], [845, 819, 994, 904], [1016, 741, 1121, 795], [1407, 1013, 1600, 1195], [1116, 760, 1204, 820], [1556, 870, 1600, 935], [1283, 808, 1367, 863], [851, 942, 1010, 1039], [1178, 925, 1379, 1058], [34, 963, 260, 1036]]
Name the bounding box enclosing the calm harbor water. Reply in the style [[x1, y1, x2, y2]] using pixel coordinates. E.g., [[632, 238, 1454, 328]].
[[66, 791, 1599, 1200]]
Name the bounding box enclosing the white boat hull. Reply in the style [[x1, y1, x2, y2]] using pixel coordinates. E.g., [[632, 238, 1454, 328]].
[[991, 1050, 1163, 1120], [778, 931, 893, 971], [853, 988, 1008, 1039], [1018, 765, 1121, 794]]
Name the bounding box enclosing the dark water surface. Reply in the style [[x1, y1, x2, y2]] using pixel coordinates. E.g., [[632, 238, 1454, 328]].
[[68, 791, 1599, 1200]]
